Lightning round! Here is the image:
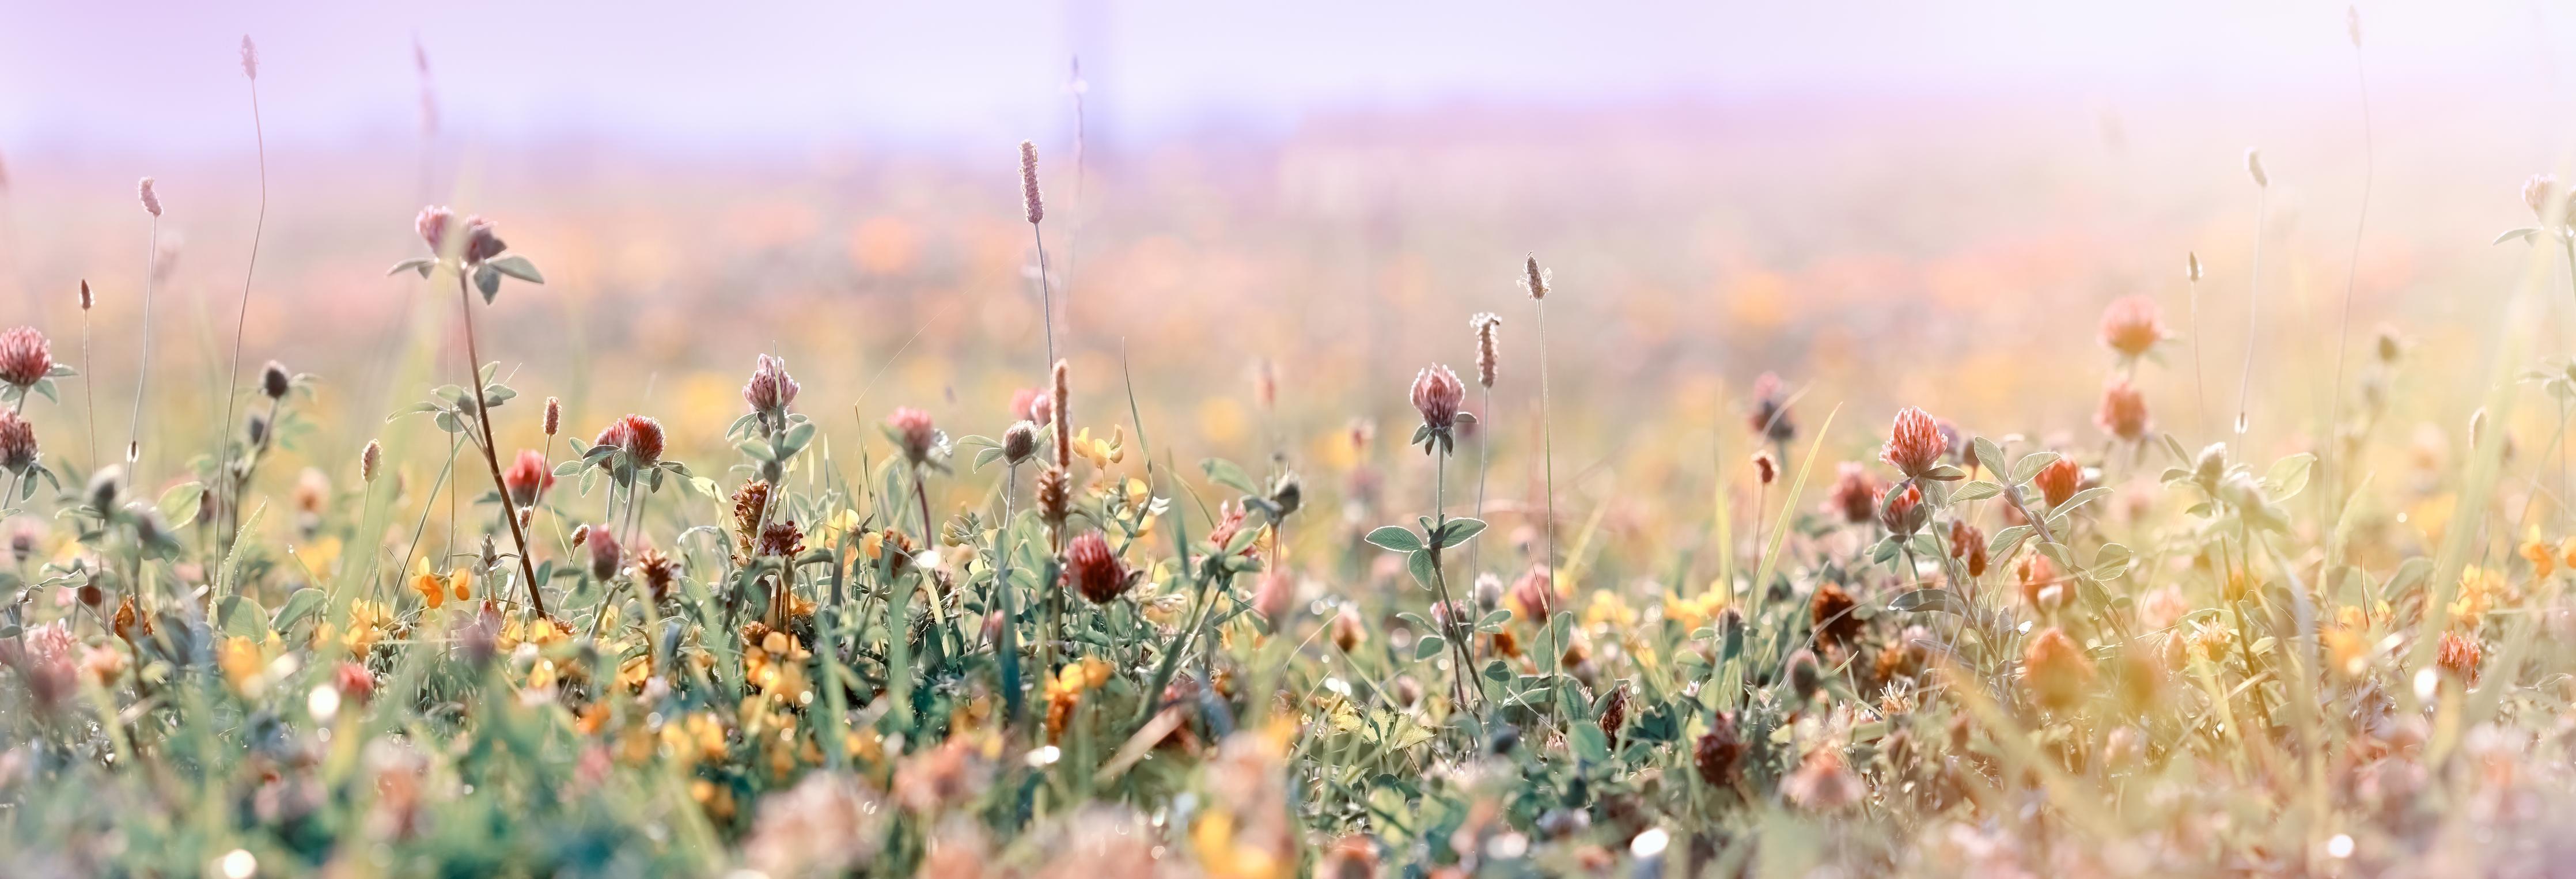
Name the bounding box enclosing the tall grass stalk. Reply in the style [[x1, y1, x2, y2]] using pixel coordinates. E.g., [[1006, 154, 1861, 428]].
[[2322, 15, 2374, 525], [2234, 151, 2270, 450], [215, 39, 269, 553]]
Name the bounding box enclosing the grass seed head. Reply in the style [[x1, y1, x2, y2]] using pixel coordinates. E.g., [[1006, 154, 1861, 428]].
[[1470, 312, 1502, 388], [138, 177, 160, 217], [360, 440, 381, 483], [1522, 255, 1549, 301], [1019, 141, 1043, 225], [239, 35, 257, 79]]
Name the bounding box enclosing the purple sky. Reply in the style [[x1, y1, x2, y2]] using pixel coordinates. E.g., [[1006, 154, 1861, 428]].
[[0, 1, 2568, 154]]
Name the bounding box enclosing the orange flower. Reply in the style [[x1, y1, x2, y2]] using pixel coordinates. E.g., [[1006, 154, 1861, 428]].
[[2021, 627, 2096, 711], [2098, 295, 2165, 359]]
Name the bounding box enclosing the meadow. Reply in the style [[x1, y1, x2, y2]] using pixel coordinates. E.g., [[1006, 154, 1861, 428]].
[[6, 26, 2576, 878]]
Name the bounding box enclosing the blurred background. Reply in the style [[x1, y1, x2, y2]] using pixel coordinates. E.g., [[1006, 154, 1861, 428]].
[[3, 1, 2574, 552]]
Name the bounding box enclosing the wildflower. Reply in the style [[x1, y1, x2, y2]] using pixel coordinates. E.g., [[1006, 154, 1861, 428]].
[[2095, 378, 2150, 441], [2449, 566, 2513, 622], [0, 327, 52, 388], [1748, 372, 1797, 443], [502, 449, 554, 507], [2524, 174, 2573, 224], [587, 525, 623, 579], [2098, 296, 2166, 359], [1810, 582, 1863, 647], [1069, 425, 1123, 468], [2524, 540, 2556, 579], [1252, 571, 1295, 626], [1597, 683, 1629, 744], [2021, 627, 2095, 711], [2137, 584, 2191, 630], [637, 547, 677, 603], [1002, 421, 1039, 465], [2032, 456, 2082, 510], [887, 407, 937, 464], [743, 354, 798, 418], [1782, 749, 1862, 810], [2435, 631, 2483, 684], [1509, 564, 1558, 620], [1063, 531, 1131, 604], [1881, 407, 1945, 478], [1470, 312, 1503, 388], [260, 361, 292, 400], [415, 206, 506, 263], [595, 415, 665, 468], [0, 410, 35, 473], [1408, 363, 1467, 448], [758, 520, 805, 558], [1948, 520, 1987, 577], [1009, 387, 1045, 424], [410, 564, 468, 609], [338, 662, 376, 706], [1876, 483, 1927, 536], [2017, 553, 2068, 612], [1785, 649, 1823, 703], [1751, 449, 1777, 486], [1694, 713, 1745, 787], [1828, 463, 1880, 525], [1331, 605, 1365, 652]]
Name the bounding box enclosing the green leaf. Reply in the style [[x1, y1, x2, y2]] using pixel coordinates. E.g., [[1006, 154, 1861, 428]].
[[270, 588, 327, 634], [1972, 436, 2008, 478], [2089, 543, 2135, 581], [487, 255, 545, 284], [1437, 517, 1487, 547], [1571, 723, 1611, 763], [2495, 227, 2544, 246], [387, 256, 437, 277], [1365, 526, 1423, 554], [1200, 458, 1260, 496], [1986, 524, 2032, 562], [1951, 480, 2003, 502], [2048, 486, 2113, 520], [158, 482, 206, 528], [473, 263, 502, 303], [1921, 463, 1967, 482], [1889, 588, 1973, 616], [1406, 550, 1437, 587], [2008, 450, 2060, 486], [2263, 452, 2316, 502], [1414, 634, 1448, 662]]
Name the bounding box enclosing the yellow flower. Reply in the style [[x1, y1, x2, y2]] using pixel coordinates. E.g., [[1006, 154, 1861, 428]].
[[2522, 540, 2555, 579], [1665, 589, 1729, 632], [2561, 536, 2576, 570], [1584, 590, 1636, 630], [2450, 565, 2515, 623], [1073, 426, 1126, 468], [409, 559, 469, 608]]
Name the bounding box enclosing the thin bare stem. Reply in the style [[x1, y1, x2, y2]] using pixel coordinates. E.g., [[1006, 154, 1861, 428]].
[[78, 309, 97, 471], [1538, 297, 1558, 578], [1032, 224, 1058, 373], [126, 217, 156, 469], [2234, 187, 2268, 449], [215, 74, 270, 548], [1472, 384, 1492, 572], [2322, 44, 2374, 524]]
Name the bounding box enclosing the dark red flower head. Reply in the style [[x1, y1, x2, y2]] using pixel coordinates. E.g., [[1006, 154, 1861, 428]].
[[2033, 456, 2082, 510], [1748, 372, 1796, 443], [1948, 520, 1988, 578], [586, 525, 623, 580], [0, 409, 35, 473], [502, 449, 554, 507], [0, 327, 52, 388], [1876, 483, 1927, 536], [1410, 364, 1465, 431], [596, 415, 665, 468], [1828, 463, 1880, 525], [2099, 296, 2165, 359], [1063, 531, 1131, 604], [1881, 407, 1944, 478]]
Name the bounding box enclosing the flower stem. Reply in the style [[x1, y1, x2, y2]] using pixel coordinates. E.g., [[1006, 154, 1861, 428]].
[[455, 273, 547, 617]]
